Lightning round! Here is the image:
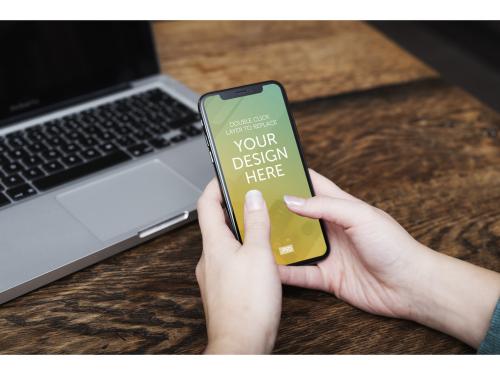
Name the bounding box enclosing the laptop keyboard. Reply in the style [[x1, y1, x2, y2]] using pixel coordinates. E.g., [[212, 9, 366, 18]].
[[0, 88, 201, 208]]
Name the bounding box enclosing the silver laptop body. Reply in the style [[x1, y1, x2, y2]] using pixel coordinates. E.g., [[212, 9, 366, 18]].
[[0, 22, 213, 304]]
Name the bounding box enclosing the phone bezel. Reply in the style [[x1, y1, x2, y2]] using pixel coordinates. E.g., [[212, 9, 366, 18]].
[[198, 80, 330, 266]]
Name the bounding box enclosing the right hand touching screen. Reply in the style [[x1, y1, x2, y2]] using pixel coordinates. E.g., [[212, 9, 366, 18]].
[[280, 170, 500, 349]]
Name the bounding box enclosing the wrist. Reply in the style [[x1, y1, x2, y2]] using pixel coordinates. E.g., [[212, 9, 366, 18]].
[[403, 244, 443, 323], [405, 245, 500, 348], [205, 330, 276, 354], [205, 337, 274, 355]]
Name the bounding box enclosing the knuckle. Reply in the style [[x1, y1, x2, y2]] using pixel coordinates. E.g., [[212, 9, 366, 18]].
[[247, 217, 269, 231], [304, 197, 325, 216]]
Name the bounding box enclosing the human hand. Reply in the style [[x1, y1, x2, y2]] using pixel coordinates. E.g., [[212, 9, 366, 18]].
[[280, 169, 429, 319], [280, 169, 500, 348], [196, 179, 282, 354]]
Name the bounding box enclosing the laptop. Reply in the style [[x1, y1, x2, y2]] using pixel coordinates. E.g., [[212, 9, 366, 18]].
[[0, 21, 213, 304]]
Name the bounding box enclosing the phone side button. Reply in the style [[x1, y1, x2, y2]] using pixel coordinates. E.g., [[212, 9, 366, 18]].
[[209, 150, 214, 163]]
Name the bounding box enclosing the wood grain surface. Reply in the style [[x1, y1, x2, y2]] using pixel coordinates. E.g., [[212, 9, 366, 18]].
[[0, 21, 499, 354], [155, 21, 437, 102]]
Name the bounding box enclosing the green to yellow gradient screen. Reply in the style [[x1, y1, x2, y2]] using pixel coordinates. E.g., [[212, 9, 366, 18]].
[[203, 82, 327, 264]]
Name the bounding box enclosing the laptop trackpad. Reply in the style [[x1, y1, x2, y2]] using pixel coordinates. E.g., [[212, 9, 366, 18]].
[[57, 160, 199, 242]]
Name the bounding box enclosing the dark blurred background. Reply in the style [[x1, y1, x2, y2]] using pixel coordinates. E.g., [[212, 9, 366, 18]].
[[371, 21, 500, 113]]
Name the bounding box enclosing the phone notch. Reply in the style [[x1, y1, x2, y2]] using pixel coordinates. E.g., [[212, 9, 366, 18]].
[[219, 84, 263, 100]]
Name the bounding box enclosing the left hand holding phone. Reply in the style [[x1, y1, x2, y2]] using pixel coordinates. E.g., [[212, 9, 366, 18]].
[[196, 179, 282, 354]]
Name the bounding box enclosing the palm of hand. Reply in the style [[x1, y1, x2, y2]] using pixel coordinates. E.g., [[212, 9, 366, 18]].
[[318, 218, 418, 319], [280, 170, 423, 320]]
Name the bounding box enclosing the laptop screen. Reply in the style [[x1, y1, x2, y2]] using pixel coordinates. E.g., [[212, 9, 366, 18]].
[[0, 21, 159, 127]]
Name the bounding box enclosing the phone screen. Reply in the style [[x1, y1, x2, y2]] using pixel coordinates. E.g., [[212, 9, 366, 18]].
[[201, 82, 328, 265]]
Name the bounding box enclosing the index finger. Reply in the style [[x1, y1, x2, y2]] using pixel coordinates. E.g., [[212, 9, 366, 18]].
[[197, 178, 236, 245], [309, 169, 361, 202]]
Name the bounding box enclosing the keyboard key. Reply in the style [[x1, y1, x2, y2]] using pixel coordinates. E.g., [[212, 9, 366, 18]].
[[33, 151, 131, 191], [115, 125, 132, 135], [127, 143, 154, 157], [85, 125, 100, 134], [149, 137, 171, 149], [26, 131, 47, 143], [2, 173, 26, 188], [116, 136, 136, 147], [100, 132, 114, 141], [8, 148, 29, 160], [144, 123, 164, 135], [66, 131, 81, 140], [81, 147, 101, 160], [60, 142, 81, 154], [46, 136, 64, 147], [4, 161, 23, 174], [7, 134, 30, 148], [79, 137, 98, 147], [133, 130, 153, 141], [44, 122, 63, 134], [98, 142, 118, 153], [23, 167, 45, 180], [101, 119, 117, 129], [21, 155, 43, 168], [60, 119, 79, 131], [27, 142, 48, 154], [62, 154, 83, 167], [42, 160, 64, 173], [0, 192, 10, 208], [119, 115, 130, 122], [6, 183, 37, 201], [41, 149, 62, 161]]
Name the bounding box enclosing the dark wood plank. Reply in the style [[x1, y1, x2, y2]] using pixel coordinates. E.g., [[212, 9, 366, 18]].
[[154, 21, 437, 102], [0, 21, 498, 354]]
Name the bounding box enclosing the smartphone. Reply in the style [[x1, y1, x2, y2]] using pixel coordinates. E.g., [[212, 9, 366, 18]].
[[198, 81, 329, 265]]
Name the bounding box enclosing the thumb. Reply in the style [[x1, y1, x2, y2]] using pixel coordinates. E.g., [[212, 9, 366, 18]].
[[283, 195, 375, 229], [243, 190, 271, 248]]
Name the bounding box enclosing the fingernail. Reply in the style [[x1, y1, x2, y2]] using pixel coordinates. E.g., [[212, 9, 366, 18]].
[[284, 195, 306, 208], [245, 190, 264, 211]]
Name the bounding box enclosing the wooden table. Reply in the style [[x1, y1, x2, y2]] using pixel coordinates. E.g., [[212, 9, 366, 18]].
[[1, 21, 499, 354]]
